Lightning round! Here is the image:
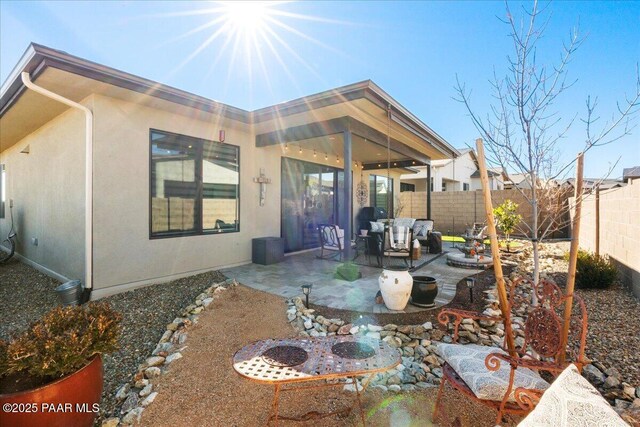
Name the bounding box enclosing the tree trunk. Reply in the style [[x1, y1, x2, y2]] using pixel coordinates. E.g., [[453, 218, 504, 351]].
[[531, 175, 540, 306]]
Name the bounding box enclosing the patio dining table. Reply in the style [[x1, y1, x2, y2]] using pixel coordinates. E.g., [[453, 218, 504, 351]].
[[232, 335, 401, 426]]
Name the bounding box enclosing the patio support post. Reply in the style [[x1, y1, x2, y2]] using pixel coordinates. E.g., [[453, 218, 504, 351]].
[[426, 165, 432, 219], [343, 130, 353, 260]]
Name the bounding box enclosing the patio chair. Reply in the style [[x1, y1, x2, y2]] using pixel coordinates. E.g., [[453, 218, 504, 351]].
[[317, 224, 356, 262], [380, 224, 414, 268], [413, 219, 442, 254], [433, 277, 588, 425]]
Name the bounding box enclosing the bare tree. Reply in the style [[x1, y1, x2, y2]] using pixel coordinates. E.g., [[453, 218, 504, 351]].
[[455, 0, 640, 290]]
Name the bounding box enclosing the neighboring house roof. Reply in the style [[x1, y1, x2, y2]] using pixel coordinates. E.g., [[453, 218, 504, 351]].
[[504, 173, 529, 184], [431, 147, 477, 168], [564, 178, 624, 190], [623, 166, 640, 180], [470, 169, 500, 178], [1, 43, 458, 159]]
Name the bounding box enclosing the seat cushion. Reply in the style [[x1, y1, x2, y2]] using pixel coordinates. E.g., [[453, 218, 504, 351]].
[[518, 364, 627, 427], [436, 343, 549, 402]]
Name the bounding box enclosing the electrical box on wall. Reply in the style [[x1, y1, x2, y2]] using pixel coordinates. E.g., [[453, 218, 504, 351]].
[[31, 237, 38, 246]]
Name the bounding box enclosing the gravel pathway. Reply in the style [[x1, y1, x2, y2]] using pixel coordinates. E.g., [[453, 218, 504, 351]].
[[98, 271, 226, 421], [139, 284, 508, 427]]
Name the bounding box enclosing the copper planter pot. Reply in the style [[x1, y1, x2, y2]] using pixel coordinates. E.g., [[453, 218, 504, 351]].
[[0, 355, 103, 427]]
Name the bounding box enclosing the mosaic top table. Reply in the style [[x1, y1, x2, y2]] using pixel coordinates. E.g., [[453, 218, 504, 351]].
[[232, 335, 401, 426]]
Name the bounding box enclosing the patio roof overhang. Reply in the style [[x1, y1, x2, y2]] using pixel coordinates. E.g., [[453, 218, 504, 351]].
[[252, 80, 458, 166]]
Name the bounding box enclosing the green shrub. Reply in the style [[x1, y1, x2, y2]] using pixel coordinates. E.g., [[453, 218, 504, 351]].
[[575, 250, 617, 289], [493, 199, 523, 244], [1, 302, 121, 380]]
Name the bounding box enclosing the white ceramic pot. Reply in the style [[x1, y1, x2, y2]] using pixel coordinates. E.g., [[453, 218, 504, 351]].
[[360, 229, 368, 236], [378, 266, 413, 310]]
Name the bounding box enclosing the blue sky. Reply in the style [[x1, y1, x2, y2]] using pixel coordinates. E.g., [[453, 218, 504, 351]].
[[2, 1, 639, 178]]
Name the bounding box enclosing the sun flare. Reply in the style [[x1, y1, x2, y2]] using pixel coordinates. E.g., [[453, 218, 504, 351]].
[[221, 1, 272, 37]]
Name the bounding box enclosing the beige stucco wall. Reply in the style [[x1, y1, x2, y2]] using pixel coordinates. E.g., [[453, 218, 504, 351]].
[[572, 181, 640, 298], [0, 104, 86, 281], [90, 94, 273, 296], [1, 90, 429, 297], [91, 94, 405, 296]]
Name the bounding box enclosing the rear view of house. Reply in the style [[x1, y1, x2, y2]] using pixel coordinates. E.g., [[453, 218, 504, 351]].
[[0, 43, 457, 298]]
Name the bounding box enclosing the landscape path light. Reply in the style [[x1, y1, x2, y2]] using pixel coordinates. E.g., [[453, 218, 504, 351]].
[[301, 284, 312, 309], [466, 277, 475, 303]]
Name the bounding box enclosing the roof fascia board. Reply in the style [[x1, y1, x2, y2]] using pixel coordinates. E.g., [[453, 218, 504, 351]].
[[251, 80, 371, 122], [1, 43, 250, 123], [256, 115, 431, 164]]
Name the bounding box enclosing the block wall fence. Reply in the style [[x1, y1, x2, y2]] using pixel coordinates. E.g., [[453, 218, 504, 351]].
[[399, 189, 569, 239], [571, 180, 640, 298]]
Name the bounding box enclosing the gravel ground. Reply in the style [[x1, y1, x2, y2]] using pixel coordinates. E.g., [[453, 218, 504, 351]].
[[0, 258, 61, 340], [506, 241, 640, 387], [2, 240, 638, 425], [577, 283, 640, 386], [0, 260, 225, 423]]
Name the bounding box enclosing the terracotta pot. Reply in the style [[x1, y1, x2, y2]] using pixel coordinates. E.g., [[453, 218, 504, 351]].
[[410, 276, 439, 308], [0, 355, 103, 427], [379, 266, 413, 310]]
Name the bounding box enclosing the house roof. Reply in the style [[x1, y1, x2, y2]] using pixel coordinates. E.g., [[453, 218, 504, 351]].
[[565, 178, 624, 190], [1, 43, 458, 159], [470, 169, 500, 178], [623, 166, 640, 179], [431, 147, 476, 167]]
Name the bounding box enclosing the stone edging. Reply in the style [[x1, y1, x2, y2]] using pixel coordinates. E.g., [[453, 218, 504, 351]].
[[101, 279, 238, 427], [285, 275, 639, 420]]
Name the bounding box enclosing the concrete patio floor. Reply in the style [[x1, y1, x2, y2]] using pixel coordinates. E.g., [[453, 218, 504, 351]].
[[222, 243, 482, 313]]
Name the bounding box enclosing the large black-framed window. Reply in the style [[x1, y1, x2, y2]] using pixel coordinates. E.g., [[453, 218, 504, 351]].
[[150, 129, 239, 238], [369, 175, 393, 214]]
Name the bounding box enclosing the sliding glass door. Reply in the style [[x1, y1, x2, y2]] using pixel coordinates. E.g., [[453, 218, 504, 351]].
[[281, 158, 346, 253]]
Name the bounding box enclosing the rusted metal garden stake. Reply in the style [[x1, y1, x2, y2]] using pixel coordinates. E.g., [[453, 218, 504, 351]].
[[475, 138, 516, 357], [559, 152, 584, 364]]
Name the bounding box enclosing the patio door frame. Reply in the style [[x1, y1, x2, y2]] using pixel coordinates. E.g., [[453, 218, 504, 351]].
[[280, 157, 350, 253]]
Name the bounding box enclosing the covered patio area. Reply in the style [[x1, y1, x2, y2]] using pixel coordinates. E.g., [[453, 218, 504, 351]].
[[222, 241, 481, 313], [252, 81, 459, 259]]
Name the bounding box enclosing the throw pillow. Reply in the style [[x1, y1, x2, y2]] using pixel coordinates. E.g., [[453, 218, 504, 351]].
[[436, 343, 549, 402], [413, 220, 433, 237], [393, 218, 416, 228], [518, 364, 628, 427], [370, 221, 384, 233]]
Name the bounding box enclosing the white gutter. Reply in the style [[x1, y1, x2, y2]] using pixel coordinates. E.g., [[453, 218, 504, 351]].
[[21, 72, 93, 292]]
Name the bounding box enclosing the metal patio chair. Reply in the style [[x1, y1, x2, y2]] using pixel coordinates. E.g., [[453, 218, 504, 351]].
[[434, 277, 589, 425], [317, 224, 356, 262]]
